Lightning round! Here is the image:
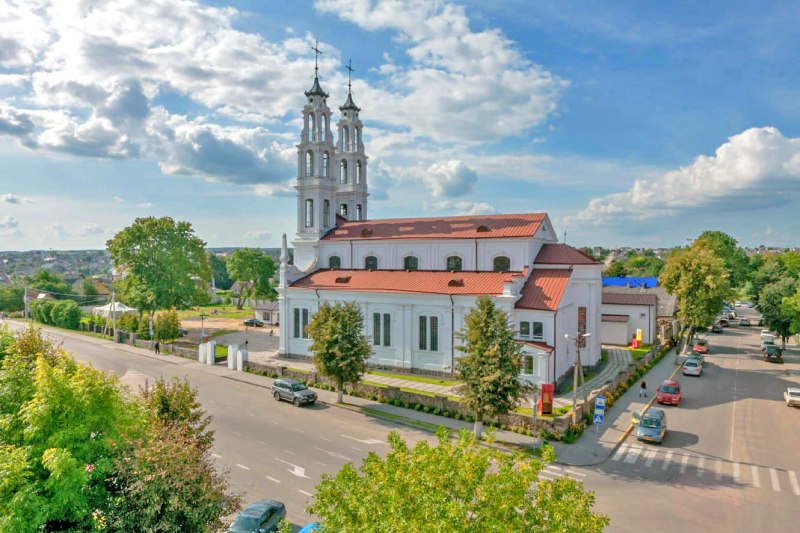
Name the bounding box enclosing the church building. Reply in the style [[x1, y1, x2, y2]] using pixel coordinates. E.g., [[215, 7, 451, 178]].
[[277, 67, 602, 387]]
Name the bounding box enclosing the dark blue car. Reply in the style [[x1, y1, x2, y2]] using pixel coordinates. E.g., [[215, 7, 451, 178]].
[[228, 500, 286, 533]]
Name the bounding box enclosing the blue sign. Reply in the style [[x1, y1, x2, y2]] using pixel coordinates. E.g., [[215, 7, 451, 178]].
[[593, 413, 605, 425], [595, 395, 606, 409]]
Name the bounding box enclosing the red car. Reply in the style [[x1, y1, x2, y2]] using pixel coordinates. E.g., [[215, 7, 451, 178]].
[[692, 339, 709, 354], [657, 379, 681, 406]]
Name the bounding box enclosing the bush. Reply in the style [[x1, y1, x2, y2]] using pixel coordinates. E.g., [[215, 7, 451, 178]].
[[137, 313, 152, 340], [50, 300, 81, 329], [154, 309, 181, 342], [117, 312, 139, 333], [31, 299, 55, 325]]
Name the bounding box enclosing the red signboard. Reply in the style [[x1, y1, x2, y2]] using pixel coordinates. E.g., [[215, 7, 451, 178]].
[[540, 383, 554, 415]]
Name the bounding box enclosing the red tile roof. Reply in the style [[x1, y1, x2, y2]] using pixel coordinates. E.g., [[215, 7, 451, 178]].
[[602, 314, 629, 323], [534, 243, 599, 265], [602, 292, 658, 306], [322, 213, 546, 241], [520, 341, 555, 353], [290, 269, 522, 296], [515, 269, 572, 311]]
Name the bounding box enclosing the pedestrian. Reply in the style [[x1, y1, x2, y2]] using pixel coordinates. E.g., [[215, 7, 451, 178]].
[[639, 380, 647, 398], [154, 341, 160, 354], [269, 329, 273, 337]]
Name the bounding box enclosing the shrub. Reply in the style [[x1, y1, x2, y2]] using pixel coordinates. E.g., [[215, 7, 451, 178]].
[[50, 300, 81, 329], [137, 313, 152, 340], [154, 309, 181, 342]]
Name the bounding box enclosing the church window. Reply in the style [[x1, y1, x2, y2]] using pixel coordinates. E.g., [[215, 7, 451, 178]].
[[356, 126, 361, 147], [328, 255, 341, 269], [446, 256, 463, 271], [339, 203, 348, 217], [493, 256, 511, 272], [309, 113, 316, 141], [373, 313, 381, 346], [383, 313, 391, 346], [522, 354, 534, 374], [323, 200, 330, 228], [293, 308, 310, 339], [372, 313, 390, 346], [419, 316, 427, 350], [356, 204, 362, 221], [418, 316, 439, 351], [404, 256, 419, 270], [305, 199, 314, 227], [340, 160, 348, 183], [533, 321, 544, 340], [520, 321, 531, 338], [430, 316, 438, 351], [365, 256, 378, 269], [356, 161, 363, 184], [305, 151, 314, 177], [302, 309, 309, 338], [322, 114, 328, 141], [343, 126, 349, 151], [323, 152, 330, 177]]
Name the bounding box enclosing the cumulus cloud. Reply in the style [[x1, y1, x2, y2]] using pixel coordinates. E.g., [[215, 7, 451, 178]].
[[51, 223, 69, 240], [136, 202, 154, 208], [423, 160, 478, 197], [0, 215, 19, 228], [245, 230, 271, 241], [427, 200, 496, 215], [568, 127, 800, 226], [77, 223, 104, 236], [0, 107, 35, 136], [112, 196, 124, 203], [2, 193, 31, 204]]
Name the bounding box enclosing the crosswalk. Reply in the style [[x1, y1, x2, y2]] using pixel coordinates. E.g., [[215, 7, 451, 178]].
[[537, 464, 587, 482], [611, 443, 800, 495]]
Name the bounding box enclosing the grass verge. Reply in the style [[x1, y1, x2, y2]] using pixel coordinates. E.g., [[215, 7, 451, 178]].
[[367, 370, 461, 387], [361, 406, 444, 433]]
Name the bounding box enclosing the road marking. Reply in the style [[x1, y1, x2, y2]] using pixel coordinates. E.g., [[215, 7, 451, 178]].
[[257, 440, 268, 446], [268, 420, 279, 425], [233, 431, 243, 437], [211, 453, 222, 459], [788, 471, 800, 496], [624, 444, 642, 464], [275, 458, 310, 478], [733, 462, 741, 484], [564, 469, 586, 478], [751, 465, 761, 488], [612, 443, 629, 461], [715, 460, 723, 480], [538, 471, 558, 480], [298, 489, 313, 497], [248, 413, 256, 417], [315, 461, 327, 467], [236, 464, 250, 471], [284, 450, 297, 456], [680, 454, 689, 474], [662, 451, 674, 471], [644, 449, 656, 468], [266, 476, 281, 483], [769, 468, 781, 491], [293, 428, 304, 434], [351, 446, 364, 452], [314, 447, 352, 462], [341, 434, 384, 445], [730, 356, 739, 462], [697, 457, 705, 477]]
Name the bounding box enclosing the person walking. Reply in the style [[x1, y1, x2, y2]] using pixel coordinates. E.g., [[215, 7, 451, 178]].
[[639, 380, 647, 398], [154, 341, 160, 354]]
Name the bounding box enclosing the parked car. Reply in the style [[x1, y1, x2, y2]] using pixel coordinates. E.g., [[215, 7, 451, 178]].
[[244, 318, 265, 327], [687, 352, 704, 365], [636, 408, 667, 444], [272, 378, 317, 406], [785, 387, 800, 407], [761, 336, 776, 350], [656, 379, 681, 406], [728, 311, 737, 320], [228, 500, 286, 533], [683, 359, 702, 376], [692, 339, 709, 354], [298, 524, 321, 533], [763, 345, 783, 363], [739, 318, 751, 327], [718, 318, 730, 327], [631, 409, 642, 425], [711, 324, 724, 334], [760, 329, 773, 339], [178, 328, 188, 337]]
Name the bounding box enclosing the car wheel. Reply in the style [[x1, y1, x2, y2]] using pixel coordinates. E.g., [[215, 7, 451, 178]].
[[309, 401, 315, 406], [273, 391, 281, 401], [293, 398, 301, 407]]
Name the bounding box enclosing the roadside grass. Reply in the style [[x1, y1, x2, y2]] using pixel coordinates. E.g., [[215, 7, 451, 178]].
[[367, 370, 461, 387], [629, 344, 655, 361], [176, 305, 254, 320], [209, 329, 237, 339], [361, 380, 461, 402], [361, 406, 441, 432], [214, 344, 228, 357], [559, 366, 601, 395]]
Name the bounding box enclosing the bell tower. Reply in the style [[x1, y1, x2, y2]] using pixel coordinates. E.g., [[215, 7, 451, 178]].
[[334, 60, 369, 221]]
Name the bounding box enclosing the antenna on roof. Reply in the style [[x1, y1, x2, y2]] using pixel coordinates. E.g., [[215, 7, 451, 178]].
[[563, 229, 567, 244]]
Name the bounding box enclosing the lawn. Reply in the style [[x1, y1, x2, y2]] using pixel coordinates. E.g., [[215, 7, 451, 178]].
[[629, 344, 655, 361], [176, 304, 255, 320], [368, 370, 461, 387]]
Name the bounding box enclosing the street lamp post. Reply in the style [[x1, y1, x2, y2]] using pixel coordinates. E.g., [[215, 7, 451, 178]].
[[200, 312, 207, 344], [565, 332, 591, 424]]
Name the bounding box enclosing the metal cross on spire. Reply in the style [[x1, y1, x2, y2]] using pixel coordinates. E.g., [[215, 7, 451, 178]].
[[311, 39, 322, 77], [346, 59, 354, 91]]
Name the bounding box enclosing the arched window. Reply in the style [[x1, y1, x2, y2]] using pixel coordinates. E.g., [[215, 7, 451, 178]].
[[323, 200, 330, 228], [322, 114, 328, 141], [339, 203, 348, 217], [356, 126, 361, 147], [329, 255, 341, 269], [322, 152, 330, 177], [404, 256, 419, 270], [305, 151, 313, 177], [446, 256, 463, 271], [356, 161, 363, 184], [356, 204, 362, 221], [494, 256, 511, 272], [365, 256, 378, 269], [340, 160, 348, 184], [305, 199, 314, 227], [309, 113, 316, 141], [342, 127, 349, 151]]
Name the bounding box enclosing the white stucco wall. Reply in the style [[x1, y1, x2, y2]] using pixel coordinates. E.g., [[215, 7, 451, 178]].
[[601, 302, 657, 344]]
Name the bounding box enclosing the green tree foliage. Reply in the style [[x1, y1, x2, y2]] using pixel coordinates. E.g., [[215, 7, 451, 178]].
[[226, 248, 276, 308], [49, 300, 81, 329], [307, 301, 372, 403], [307, 427, 609, 533], [30, 298, 55, 324], [116, 312, 139, 333], [136, 312, 152, 340], [154, 308, 181, 343], [747, 255, 785, 305], [694, 231, 749, 287], [0, 286, 24, 312], [81, 277, 99, 296], [778, 251, 800, 278], [26, 270, 74, 299], [208, 253, 233, 290], [602, 261, 627, 277], [659, 246, 730, 341], [455, 296, 523, 439], [782, 288, 800, 337], [624, 250, 664, 277], [107, 217, 211, 313], [759, 277, 797, 347]]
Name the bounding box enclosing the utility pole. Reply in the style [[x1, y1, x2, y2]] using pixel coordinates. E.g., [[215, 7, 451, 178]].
[[200, 312, 207, 344], [565, 332, 591, 423], [23, 284, 28, 320], [111, 284, 116, 342]]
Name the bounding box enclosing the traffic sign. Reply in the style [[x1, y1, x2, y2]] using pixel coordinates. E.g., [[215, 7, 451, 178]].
[[595, 395, 606, 409], [593, 413, 604, 425]]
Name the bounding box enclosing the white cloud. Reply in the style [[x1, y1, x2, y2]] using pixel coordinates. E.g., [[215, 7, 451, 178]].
[[244, 230, 271, 241], [0, 215, 19, 228], [426, 200, 496, 216], [423, 160, 477, 197], [112, 196, 124, 203], [51, 223, 68, 240], [2, 193, 31, 204], [77, 223, 104, 236], [137, 202, 154, 208], [569, 127, 800, 226]]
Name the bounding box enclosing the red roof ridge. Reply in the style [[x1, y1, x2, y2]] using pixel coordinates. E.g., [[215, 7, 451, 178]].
[[534, 243, 599, 265]]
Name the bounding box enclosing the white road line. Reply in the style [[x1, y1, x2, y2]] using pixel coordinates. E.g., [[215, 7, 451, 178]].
[[248, 413, 256, 417], [538, 472, 558, 480], [544, 465, 562, 473], [751, 465, 761, 488], [730, 357, 739, 462], [236, 464, 250, 471], [268, 420, 279, 425], [788, 471, 800, 496], [624, 444, 642, 464], [293, 428, 304, 434], [211, 453, 222, 459], [314, 447, 352, 462], [662, 451, 674, 471], [266, 476, 281, 483], [644, 449, 657, 468], [612, 443, 629, 461], [284, 450, 297, 456], [697, 457, 705, 477], [320, 436, 331, 442], [351, 446, 364, 452], [715, 460, 723, 480], [770, 468, 781, 492], [680, 454, 690, 474], [564, 469, 586, 478], [257, 440, 268, 446], [233, 431, 243, 437], [341, 434, 384, 445], [275, 457, 310, 478], [315, 461, 327, 467], [297, 489, 313, 497], [733, 462, 741, 484]]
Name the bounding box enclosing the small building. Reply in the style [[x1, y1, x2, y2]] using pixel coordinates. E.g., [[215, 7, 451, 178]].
[[600, 292, 658, 345], [252, 300, 280, 325]]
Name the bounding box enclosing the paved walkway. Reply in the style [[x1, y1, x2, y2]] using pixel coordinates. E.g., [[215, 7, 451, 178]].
[[552, 347, 633, 407]]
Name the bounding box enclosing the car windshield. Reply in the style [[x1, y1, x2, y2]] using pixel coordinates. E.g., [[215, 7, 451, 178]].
[[661, 386, 679, 394], [697, 340, 708, 346], [685, 361, 698, 367], [788, 391, 800, 397], [641, 418, 661, 429], [291, 383, 308, 391], [230, 515, 259, 531]]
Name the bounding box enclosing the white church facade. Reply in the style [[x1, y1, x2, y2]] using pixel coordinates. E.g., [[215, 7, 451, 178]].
[[277, 70, 602, 387]]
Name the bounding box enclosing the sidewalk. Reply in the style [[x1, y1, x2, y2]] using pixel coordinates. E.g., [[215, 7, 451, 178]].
[[552, 347, 633, 408]]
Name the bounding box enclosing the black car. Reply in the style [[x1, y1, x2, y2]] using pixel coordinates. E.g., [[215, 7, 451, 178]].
[[711, 324, 724, 334], [273, 378, 317, 406], [228, 499, 286, 533], [763, 345, 783, 363], [244, 318, 265, 327]]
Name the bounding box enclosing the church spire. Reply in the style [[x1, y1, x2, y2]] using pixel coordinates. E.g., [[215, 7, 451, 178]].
[[305, 40, 328, 97], [340, 59, 360, 111]]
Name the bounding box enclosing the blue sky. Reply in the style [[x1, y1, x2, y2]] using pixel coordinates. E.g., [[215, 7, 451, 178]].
[[1, 0, 799, 251]]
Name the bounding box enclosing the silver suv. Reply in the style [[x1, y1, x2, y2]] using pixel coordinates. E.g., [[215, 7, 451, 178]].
[[272, 378, 317, 407]]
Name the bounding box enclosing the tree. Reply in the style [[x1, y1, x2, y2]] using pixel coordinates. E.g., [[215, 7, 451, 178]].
[[759, 277, 797, 348], [602, 261, 627, 277], [81, 277, 99, 296], [154, 308, 181, 343], [30, 298, 55, 324], [49, 299, 81, 329], [26, 270, 74, 299], [107, 217, 211, 315], [693, 231, 749, 287], [307, 427, 609, 532], [0, 286, 24, 312], [782, 287, 800, 338], [659, 246, 730, 344], [307, 301, 372, 403], [208, 253, 233, 290], [455, 296, 523, 439], [748, 255, 785, 305], [226, 248, 276, 308]]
